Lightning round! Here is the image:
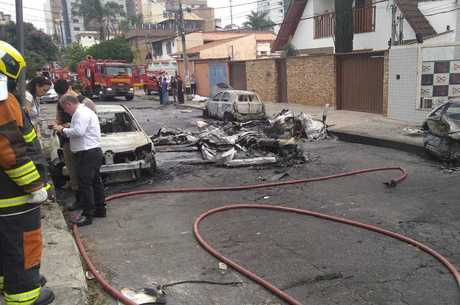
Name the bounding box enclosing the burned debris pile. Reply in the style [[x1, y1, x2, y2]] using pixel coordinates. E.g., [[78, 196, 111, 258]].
[[153, 109, 329, 167]]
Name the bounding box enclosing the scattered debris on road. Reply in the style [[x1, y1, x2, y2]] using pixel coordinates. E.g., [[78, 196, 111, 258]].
[[153, 128, 198, 146], [119, 287, 166, 305], [153, 109, 329, 167], [402, 127, 425, 137]]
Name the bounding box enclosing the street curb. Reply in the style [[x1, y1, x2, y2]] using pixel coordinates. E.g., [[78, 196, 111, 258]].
[[176, 103, 205, 110], [330, 131, 427, 157]]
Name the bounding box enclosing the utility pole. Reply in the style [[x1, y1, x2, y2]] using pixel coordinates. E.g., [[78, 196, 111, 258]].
[[229, 0, 233, 27], [177, 0, 191, 100], [15, 0, 25, 105]]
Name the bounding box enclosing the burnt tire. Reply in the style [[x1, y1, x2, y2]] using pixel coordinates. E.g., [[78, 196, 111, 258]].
[[142, 155, 157, 177]]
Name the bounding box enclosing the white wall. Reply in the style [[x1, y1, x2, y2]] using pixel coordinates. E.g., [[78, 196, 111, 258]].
[[388, 45, 429, 123], [78, 35, 99, 47], [257, 42, 272, 56], [313, 0, 333, 15], [291, 0, 416, 52], [419, 0, 456, 34]]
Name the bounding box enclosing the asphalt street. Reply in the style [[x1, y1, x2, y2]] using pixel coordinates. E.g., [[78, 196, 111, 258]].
[[45, 96, 460, 305]]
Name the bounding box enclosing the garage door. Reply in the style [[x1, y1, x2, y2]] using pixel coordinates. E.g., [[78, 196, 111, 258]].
[[337, 53, 384, 114], [230, 62, 247, 90]]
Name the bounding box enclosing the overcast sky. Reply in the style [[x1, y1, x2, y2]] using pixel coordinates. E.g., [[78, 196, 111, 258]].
[[2, 0, 48, 31], [207, 0, 258, 27], [2, 0, 257, 33]]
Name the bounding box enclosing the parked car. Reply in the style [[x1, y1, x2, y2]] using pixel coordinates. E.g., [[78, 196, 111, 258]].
[[49, 104, 156, 185], [204, 90, 266, 122], [422, 99, 460, 161], [39, 87, 59, 103]]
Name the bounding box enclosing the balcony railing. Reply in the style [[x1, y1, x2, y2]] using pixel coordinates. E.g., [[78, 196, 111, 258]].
[[314, 5, 376, 39]]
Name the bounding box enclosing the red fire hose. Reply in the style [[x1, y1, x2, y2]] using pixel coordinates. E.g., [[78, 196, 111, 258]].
[[72, 166, 460, 305]]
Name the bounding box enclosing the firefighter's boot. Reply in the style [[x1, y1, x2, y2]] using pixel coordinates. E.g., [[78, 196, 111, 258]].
[[33, 287, 55, 305]]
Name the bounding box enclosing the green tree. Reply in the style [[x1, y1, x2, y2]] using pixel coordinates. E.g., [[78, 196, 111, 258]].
[[243, 11, 276, 31], [0, 21, 58, 77], [72, 0, 126, 40], [86, 37, 133, 62], [60, 43, 87, 72]]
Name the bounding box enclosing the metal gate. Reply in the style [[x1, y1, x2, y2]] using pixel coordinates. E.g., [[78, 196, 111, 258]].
[[208, 62, 229, 96], [337, 53, 384, 114], [229, 62, 247, 90]]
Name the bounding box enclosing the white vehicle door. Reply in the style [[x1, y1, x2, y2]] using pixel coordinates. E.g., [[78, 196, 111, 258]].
[[248, 94, 264, 114], [235, 94, 251, 114], [208, 92, 223, 117], [217, 92, 233, 119]]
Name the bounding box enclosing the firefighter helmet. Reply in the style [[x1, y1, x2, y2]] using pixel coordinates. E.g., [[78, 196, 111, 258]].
[[0, 41, 26, 80]]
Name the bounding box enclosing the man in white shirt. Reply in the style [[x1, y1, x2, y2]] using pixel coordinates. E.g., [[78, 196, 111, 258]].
[[52, 95, 106, 226]]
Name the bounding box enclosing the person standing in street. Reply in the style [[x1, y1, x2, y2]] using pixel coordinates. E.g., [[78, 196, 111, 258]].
[[52, 95, 106, 227], [24, 76, 52, 131], [176, 75, 184, 104], [170, 75, 177, 104], [24, 76, 53, 181], [0, 40, 55, 305], [53, 79, 96, 211], [158, 77, 164, 105], [190, 73, 196, 96], [161, 77, 169, 105]]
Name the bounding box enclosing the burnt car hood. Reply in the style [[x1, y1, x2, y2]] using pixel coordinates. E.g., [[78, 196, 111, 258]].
[[425, 116, 460, 141], [100, 132, 151, 153]]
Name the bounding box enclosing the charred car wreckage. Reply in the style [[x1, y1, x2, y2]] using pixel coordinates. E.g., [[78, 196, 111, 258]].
[[153, 107, 329, 167], [423, 100, 460, 162], [204, 90, 266, 122], [49, 104, 156, 186]]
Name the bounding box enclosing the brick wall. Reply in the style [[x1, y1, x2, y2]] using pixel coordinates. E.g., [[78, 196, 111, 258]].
[[286, 55, 336, 106], [388, 46, 428, 123], [246, 59, 278, 103]]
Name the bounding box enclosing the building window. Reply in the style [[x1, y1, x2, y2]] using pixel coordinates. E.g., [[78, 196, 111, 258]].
[[166, 41, 172, 54], [73, 19, 79, 23], [152, 42, 163, 57], [73, 27, 80, 31]]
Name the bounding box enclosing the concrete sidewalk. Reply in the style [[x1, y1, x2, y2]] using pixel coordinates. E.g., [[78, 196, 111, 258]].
[[179, 101, 426, 155], [40, 201, 87, 305]]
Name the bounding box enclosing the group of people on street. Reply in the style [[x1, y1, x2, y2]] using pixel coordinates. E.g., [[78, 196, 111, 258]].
[[0, 40, 107, 305], [158, 74, 185, 105]]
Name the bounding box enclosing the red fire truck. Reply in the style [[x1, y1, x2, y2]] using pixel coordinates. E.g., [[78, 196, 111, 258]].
[[133, 65, 162, 95], [77, 56, 135, 101], [40, 64, 70, 81]]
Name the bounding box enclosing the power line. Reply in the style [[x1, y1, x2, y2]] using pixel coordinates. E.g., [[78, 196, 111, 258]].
[[425, 7, 460, 17]]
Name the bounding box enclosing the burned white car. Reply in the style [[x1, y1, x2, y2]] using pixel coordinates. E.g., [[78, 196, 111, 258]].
[[423, 100, 460, 161], [50, 104, 156, 185], [204, 90, 266, 121]]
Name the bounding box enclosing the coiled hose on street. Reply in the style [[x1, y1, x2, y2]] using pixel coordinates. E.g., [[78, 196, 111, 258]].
[[72, 167, 460, 305]]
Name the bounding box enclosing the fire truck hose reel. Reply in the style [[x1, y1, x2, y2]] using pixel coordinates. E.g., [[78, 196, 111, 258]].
[[72, 167, 460, 305]]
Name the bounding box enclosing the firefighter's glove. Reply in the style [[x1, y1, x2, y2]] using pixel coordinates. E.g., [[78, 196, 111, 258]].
[[27, 187, 48, 204]]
